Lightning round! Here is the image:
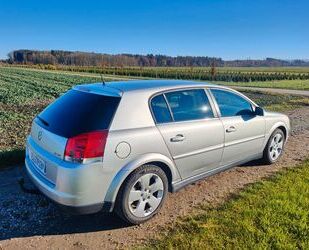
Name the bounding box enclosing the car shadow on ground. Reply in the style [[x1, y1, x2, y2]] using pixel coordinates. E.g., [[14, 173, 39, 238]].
[[40, 210, 129, 236], [0, 167, 131, 241], [240, 159, 266, 167]]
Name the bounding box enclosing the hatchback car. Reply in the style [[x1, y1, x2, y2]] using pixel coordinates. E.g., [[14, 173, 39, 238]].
[[25, 80, 290, 224]]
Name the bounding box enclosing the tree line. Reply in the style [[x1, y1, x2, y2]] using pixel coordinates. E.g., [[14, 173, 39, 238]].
[[7, 50, 223, 67], [6, 50, 309, 67]]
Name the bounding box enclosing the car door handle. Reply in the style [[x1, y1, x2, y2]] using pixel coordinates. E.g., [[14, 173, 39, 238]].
[[226, 126, 237, 133], [170, 134, 185, 142]]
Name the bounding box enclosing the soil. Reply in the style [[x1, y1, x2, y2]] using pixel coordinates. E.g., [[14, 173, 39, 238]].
[[1, 107, 309, 250]]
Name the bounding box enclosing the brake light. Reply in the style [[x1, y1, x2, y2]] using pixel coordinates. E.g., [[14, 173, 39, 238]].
[[64, 130, 108, 163]]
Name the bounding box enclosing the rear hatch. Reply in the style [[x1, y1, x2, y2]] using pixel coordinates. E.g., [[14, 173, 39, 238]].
[[30, 87, 121, 164]]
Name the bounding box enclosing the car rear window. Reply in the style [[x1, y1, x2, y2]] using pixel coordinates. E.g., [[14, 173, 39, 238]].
[[36, 90, 121, 138]]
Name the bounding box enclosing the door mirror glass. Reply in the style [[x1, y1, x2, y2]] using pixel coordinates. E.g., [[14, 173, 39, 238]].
[[254, 106, 264, 116]]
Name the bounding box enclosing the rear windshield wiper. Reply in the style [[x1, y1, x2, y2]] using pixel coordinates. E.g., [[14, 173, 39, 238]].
[[37, 116, 49, 127]]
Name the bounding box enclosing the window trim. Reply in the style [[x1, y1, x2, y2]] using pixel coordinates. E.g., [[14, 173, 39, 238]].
[[163, 93, 175, 122], [208, 87, 258, 118], [149, 93, 174, 124], [149, 87, 218, 125]]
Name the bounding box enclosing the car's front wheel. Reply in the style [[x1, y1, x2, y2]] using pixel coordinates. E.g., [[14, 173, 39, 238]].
[[262, 128, 285, 164], [115, 164, 168, 224]]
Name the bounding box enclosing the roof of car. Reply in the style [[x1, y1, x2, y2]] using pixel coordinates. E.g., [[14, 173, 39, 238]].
[[74, 80, 219, 97]]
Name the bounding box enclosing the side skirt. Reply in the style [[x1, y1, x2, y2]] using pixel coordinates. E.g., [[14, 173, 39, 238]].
[[171, 153, 262, 192]]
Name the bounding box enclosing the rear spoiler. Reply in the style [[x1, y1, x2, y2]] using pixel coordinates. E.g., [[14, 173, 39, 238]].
[[73, 83, 123, 97]]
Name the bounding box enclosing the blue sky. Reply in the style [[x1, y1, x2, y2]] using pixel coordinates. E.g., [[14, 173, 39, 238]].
[[0, 0, 308, 60]]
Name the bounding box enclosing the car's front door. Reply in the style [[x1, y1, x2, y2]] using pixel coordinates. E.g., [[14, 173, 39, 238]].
[[150, 89, 224, 179], [210, 88, 266, 166]]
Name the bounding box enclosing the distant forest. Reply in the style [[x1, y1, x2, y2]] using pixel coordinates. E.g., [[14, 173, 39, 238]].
[[6, 50, 309, 67]]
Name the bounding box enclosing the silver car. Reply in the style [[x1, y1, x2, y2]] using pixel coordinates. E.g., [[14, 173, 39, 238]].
[[25, 80, 290, 224]]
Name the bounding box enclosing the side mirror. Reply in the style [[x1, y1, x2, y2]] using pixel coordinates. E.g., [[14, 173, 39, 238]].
[[254, 106, 264, 116]]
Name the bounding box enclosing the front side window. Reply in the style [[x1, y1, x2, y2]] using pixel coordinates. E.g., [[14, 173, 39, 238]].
[[211, 89, 253, 117], [165, 89, 214, 122], [151, 94, 173, 124]]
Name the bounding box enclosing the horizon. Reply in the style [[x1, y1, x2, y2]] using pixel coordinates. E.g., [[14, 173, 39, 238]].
[[0, 0, 308, 60], [4, 49, 309, 62]]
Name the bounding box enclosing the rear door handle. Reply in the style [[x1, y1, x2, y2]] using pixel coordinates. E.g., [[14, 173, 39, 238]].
[[226, 126, 237, 133], [170, 134, 185, 142]]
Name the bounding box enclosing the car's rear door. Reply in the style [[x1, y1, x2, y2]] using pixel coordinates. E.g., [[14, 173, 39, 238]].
[[209, 88, 266, 166], [150, 88, 224, 179]]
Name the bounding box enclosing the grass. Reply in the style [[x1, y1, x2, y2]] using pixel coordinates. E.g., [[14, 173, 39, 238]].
[[214, 79, 309, 90], [144, 159, 309, 249]]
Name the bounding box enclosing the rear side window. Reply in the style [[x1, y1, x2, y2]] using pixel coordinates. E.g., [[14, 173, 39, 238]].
[[151, 94, 173, 123], [37, 90, 120, 137], [211, 89, 253, 117], [165, 89, 214, 122]]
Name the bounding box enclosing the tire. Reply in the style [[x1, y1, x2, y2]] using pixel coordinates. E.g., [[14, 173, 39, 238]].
[[115, 164, 168, 224], [261, 128, 285, 164]]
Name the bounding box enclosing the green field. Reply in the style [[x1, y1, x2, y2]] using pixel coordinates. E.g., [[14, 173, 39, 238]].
[[7, 64, 309, 90], [0, 67, 104, 167], [144, 159, 309, 249], [0, 66, 308, 168]]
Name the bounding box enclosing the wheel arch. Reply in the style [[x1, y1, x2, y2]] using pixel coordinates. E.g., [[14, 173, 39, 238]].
[[277, 125, 287, 140], [263, 122, 289, 149], [146, 161, 173, 192], [103, 153, 181, 211]]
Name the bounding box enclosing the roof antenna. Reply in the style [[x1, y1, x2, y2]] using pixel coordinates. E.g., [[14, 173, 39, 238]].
[[100, 73, 106, 86]]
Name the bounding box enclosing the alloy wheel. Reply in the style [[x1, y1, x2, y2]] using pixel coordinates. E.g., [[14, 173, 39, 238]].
[[128, 173, 164, 217], [269, 133, 284, 161]]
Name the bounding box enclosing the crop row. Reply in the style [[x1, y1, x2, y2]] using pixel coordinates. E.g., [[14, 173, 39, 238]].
[[8, 64, 309, 82]]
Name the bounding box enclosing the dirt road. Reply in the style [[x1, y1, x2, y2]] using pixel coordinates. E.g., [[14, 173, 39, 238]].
[[1, 107, 309, 249], [230, 86, 309, 97]]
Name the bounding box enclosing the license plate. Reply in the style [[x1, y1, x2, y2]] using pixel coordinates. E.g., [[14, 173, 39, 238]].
[[29, 148, 46, 174]]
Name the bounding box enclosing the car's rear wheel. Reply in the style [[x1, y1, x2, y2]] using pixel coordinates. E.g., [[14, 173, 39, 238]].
[[262, 128, 285, 164], [115, 164, 168, 224]]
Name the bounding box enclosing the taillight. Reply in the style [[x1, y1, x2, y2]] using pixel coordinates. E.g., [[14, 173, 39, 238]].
[[64, 130, 108, 163]]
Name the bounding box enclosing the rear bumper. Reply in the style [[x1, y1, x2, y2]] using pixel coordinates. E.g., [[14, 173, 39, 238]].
[[53, 200, 113, 215], [25, 136, 115, 214], [25, 157, 113, 214]]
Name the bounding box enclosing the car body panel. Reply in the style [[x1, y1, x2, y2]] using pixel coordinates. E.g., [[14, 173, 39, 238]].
[[31, 118, 67, 160], [109, 91, 156, 130], [219, 115, 266, 165], [157, 118, 224, 179], [263, 112, 290, 148]]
